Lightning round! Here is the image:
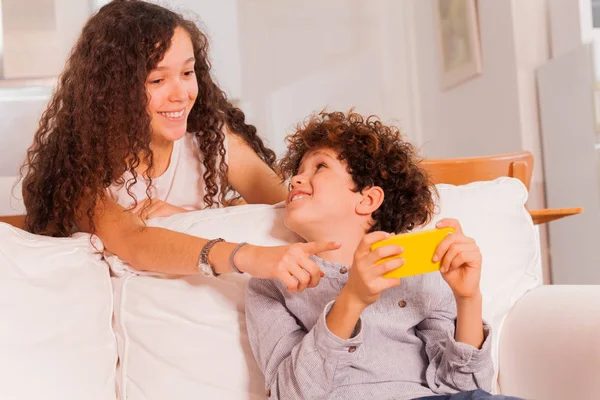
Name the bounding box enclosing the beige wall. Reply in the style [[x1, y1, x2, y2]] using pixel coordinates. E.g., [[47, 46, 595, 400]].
[[411, 0, 523, 159], [236, 0, 413, 154]]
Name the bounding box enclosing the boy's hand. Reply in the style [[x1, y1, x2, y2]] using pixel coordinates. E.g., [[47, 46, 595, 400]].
[[433, 218, 482, 300], [342, 231, 404, 310]]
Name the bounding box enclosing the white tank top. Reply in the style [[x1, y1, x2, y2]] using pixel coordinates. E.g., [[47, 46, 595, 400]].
[[107, 133, 228, 210]]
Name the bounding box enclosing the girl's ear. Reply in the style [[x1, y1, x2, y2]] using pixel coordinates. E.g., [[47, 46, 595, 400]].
[[356, 186, 384, 215]]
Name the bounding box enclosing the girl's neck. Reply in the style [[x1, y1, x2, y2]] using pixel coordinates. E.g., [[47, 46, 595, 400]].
[[136, 138, 175, 179]]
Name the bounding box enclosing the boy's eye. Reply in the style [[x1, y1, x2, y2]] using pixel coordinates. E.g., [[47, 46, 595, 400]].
[[316, 162, 327, 170]]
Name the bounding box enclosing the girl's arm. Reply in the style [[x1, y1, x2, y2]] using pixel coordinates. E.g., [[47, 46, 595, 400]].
[[75, 195, 336, 288], [226, 131, 288, 205]]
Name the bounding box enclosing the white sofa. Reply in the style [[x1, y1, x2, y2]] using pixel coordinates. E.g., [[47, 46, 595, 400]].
[[1, 178, 599, 400], [499, 285, 600, 399]]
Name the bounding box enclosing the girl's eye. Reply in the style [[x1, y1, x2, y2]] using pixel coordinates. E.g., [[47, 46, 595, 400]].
[[149, 78, 163, 85], [183, 70, 195, 77]]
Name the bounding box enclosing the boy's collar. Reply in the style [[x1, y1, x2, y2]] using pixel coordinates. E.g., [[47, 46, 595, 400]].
[[309, 254, 348, 269]]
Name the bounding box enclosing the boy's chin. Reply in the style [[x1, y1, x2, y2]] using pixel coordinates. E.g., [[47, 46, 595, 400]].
[[283, 213, 312, 239]]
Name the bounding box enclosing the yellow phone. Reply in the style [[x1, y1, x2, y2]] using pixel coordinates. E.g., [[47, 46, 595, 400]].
[[370, 227, 455, 279]]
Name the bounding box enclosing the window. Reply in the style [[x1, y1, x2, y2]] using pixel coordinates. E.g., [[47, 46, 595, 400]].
[[0, 0, 105, 83], [0, 1, 104, 178]]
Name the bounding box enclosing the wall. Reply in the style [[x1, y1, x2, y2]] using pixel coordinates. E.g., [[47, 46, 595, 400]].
[[236, 0, 414, 154], [538, 0, 600, 284], [157, 0, 242, 98], [411, 0, 522, 158]]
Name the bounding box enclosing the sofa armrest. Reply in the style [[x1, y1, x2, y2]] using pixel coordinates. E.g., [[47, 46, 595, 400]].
[[498, 285, 600, 399]]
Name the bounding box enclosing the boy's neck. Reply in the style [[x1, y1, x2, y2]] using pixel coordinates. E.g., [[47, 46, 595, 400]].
[[303, 227, 367, 267]]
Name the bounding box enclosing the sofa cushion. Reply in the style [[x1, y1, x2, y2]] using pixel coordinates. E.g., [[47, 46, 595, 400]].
[[0, 223, 117, 400], [108, 204, 301, 400]]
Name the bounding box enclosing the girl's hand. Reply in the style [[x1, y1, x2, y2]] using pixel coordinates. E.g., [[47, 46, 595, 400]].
[[236, 241, 342, 293], [132, 199, 189, 220], [433, 218, 482, 300], [342, 231, 404, 310]]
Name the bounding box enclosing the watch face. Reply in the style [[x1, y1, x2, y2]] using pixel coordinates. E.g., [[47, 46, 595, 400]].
[[198, 263, 214, 277]]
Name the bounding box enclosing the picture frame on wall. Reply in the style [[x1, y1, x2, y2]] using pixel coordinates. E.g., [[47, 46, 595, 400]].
[[434, 0, 482, 90]]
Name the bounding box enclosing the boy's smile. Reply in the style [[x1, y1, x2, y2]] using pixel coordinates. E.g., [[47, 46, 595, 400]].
[[288, 189, 312, 203]]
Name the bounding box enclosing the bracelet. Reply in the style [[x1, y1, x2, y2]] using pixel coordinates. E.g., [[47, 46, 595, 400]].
[[229, 242, 248, 274], [198, 238, 225, 277]]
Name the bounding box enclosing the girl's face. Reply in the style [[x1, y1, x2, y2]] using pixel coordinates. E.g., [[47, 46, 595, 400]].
[[146, 27, 198, 146]]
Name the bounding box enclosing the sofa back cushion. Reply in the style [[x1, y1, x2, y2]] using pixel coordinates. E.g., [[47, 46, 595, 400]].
[[108, 204, 300, 400], [0, 224, 117, 400]]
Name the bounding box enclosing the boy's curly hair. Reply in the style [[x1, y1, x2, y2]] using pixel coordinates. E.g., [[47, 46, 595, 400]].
[[278, 111, 436, 234]]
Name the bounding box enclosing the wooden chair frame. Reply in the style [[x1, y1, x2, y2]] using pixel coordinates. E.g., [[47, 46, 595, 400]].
[[420, 151, 582, 224]]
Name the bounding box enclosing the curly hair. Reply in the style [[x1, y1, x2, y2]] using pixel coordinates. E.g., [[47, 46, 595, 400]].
[[278, 110, 436, 234], [20, 0, 275, 237]]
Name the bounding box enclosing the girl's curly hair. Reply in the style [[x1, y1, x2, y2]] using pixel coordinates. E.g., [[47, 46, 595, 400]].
[[20, 0, 275, 237], [278, 110, 436, 234]]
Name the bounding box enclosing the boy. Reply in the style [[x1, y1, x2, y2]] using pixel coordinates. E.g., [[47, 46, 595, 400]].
[[246, 111, 518, 400]]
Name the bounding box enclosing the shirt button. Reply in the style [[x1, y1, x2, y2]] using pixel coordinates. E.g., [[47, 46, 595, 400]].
[[398, 300, 407, 308], [265, 388, 271, 397], [339, 266, 348, 274], [348, 346, 357, 353]]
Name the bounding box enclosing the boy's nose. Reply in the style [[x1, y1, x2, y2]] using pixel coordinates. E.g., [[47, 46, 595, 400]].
[[289, 176, 305, 190]]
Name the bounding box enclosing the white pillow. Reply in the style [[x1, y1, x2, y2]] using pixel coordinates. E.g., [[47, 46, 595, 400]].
[[419, 177, 542, 383], [108, 203, 301, 400], [0, 223, 117, 400], [109, 178, 540, 398]]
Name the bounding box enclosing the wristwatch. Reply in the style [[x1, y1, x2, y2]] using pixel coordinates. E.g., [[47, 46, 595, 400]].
[[197, 238, 225, 277]]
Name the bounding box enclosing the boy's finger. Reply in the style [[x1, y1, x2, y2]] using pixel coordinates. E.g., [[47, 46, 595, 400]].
[[440, 243, 471, 272], [435, 218, 463, 234], [376, 257, 405, 276], [355, 231, 391, 257], [366, 244, 404, 266], [443, 251, 480, 274], [300, 240, 342, 255], [432, 232, 459, 262]]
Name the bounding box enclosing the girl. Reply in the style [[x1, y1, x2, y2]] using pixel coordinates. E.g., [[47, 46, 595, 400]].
[[20, 0, 337, 289]]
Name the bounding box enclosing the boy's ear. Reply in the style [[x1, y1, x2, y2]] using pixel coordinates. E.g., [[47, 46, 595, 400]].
[[356, 186, 384, 215]]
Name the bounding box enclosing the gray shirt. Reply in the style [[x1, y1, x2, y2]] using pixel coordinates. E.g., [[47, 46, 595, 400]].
[[245, 256, 493, 400]]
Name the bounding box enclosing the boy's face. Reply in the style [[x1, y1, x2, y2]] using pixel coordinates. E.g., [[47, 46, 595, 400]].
[[284, 148, 364, 237]]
